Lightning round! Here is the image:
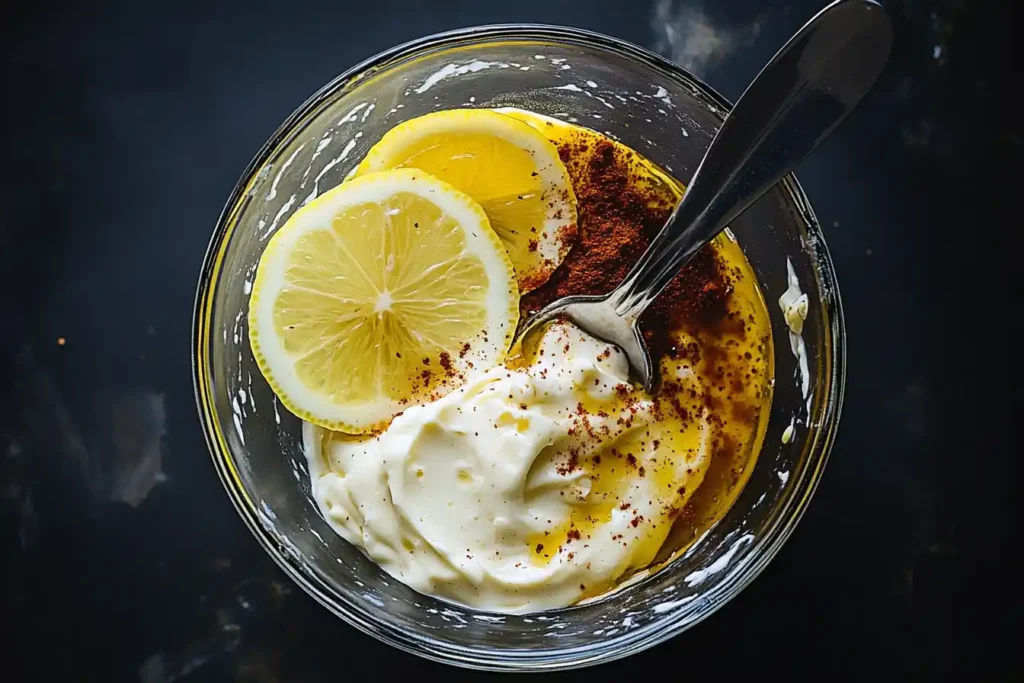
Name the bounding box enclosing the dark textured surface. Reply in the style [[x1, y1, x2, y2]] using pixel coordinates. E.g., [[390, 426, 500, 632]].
[[1, 0, 1013, 679]]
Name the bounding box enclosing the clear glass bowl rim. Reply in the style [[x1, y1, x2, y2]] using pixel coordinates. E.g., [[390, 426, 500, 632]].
[[192, 23, 847, 672]]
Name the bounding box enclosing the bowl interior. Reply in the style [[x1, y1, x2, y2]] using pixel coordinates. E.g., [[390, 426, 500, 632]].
[[194, 27, 842, 670]]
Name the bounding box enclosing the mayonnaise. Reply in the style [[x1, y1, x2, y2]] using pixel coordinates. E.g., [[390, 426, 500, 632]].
[[304, 322, 710, 613]]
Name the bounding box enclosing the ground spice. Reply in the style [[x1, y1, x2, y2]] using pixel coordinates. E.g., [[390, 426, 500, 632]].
[[521, 136, 731, 365], [555, 446, 581, 476], [505, 128, 767, 556]]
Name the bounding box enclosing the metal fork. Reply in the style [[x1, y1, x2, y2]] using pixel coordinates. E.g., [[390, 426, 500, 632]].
[[517, 0, 892, 392]]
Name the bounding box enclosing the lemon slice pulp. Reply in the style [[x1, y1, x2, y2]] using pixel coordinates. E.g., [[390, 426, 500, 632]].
[[248, 168, 519, 433], [355, 109, 577, 292]]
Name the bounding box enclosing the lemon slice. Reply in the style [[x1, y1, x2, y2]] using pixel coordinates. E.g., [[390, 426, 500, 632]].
[[248, 168, 519, 433], [355, 109, 577, 292]]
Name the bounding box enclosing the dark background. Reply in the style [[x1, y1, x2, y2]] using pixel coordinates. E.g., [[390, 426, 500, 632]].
[[1, 0, 1015, 679]]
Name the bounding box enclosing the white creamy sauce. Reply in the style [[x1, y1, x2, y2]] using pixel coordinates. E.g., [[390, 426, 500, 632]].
[[683, 533, 754, 587], [779, 258, 811, 403], [304, 322, 711, 613], [414, 61, 507, 94]]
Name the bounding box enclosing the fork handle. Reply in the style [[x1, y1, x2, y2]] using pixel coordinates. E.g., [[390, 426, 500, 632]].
[[609, 0, 891, 319]]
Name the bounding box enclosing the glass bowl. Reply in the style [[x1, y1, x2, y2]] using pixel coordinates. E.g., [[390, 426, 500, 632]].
[[193, 25, 844, 671]]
